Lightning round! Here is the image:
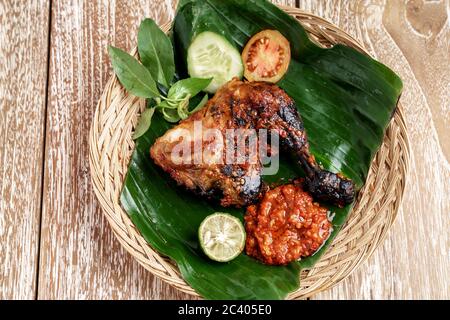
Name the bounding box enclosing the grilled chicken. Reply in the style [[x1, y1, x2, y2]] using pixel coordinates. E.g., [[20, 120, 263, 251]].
[[150, 79, 355, 207]]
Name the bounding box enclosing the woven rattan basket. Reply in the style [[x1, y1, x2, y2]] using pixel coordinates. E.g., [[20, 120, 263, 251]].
[[89, 7, 410, 299]]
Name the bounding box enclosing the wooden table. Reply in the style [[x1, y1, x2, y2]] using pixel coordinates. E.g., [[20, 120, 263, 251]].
[[0, 0, 448, 300]]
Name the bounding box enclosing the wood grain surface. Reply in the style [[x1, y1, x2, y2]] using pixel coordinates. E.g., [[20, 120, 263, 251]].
[[0, 0, 448, 300], [37, 0, 188, 300], [0, 0, 50, 300]]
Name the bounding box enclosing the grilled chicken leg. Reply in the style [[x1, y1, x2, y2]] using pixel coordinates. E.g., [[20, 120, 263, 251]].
[[150, 79, 355, 207]]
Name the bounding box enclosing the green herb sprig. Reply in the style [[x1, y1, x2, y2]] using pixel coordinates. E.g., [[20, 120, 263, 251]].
[[108, 18, 211, 139]]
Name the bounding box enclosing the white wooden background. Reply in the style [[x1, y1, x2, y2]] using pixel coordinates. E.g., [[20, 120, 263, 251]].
[[0, 0, 448, 299]]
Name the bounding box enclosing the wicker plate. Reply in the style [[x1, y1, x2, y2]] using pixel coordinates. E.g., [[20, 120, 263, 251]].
[[89, 8, 410, 299]]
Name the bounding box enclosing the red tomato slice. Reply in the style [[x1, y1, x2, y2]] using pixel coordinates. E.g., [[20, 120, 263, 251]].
[[242, 30, 291, 83]]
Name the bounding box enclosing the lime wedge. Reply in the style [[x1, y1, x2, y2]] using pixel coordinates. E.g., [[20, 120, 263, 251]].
[[198, 213, 246, 262]]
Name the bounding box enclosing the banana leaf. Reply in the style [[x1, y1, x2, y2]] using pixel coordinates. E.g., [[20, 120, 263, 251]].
[[120, 0, 403, 299]]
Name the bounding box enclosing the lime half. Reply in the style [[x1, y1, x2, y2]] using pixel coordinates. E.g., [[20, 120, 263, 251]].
[[198, 213, 246, 262]]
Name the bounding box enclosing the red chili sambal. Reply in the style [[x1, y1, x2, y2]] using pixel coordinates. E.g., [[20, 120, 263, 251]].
[[245, 181, 332, 265]]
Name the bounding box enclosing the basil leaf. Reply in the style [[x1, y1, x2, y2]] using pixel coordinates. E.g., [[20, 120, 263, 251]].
[[138, 19, 175, 88], [133, 107, 156, 140], [157, 100, 178, 110], [168, 78, 212, 100], [177, 97, 190, 120], [161, 107, 181, 123], [189, 94, 209, 114], [108, 46, 160, 98]]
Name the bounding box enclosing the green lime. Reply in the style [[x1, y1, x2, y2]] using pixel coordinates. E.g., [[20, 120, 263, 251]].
[[198, 213, 246, 262]]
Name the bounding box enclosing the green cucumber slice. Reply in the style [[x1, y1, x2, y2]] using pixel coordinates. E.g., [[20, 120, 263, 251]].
[[187, 31, 243, 93]]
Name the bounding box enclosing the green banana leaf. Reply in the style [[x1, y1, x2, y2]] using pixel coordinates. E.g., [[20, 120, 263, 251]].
[[120, 0, 403, 299]]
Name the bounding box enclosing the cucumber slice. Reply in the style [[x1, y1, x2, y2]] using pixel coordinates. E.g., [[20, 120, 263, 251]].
[[187, 32, 243, 93]]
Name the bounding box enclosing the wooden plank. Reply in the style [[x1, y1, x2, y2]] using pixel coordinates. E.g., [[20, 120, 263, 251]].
[[38, 0, 192, 299], [295, 0, 450, 300], [0, 0, 50, 300]]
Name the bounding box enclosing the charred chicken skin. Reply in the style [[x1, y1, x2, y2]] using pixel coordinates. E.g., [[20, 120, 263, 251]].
[[150, 79, 355, 207]]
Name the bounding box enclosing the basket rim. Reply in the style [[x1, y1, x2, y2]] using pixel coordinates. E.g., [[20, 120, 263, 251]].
[[89, 7, 411, 299]]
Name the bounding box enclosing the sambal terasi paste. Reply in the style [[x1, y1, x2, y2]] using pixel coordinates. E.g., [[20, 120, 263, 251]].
[[245, 181, 332, 265]]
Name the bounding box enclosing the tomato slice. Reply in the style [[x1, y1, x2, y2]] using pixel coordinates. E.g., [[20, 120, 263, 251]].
[[242, 30, 291, 83]]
